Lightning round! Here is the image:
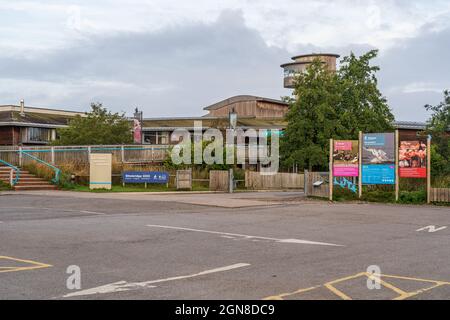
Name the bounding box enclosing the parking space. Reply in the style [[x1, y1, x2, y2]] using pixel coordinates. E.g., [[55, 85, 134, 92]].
[[264, 272, 450, 300], [0, 192, 449, 299]]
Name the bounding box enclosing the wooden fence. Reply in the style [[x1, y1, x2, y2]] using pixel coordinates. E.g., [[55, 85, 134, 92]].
[[0, 145, 170, 167], [176, 170, 192, 190], [209, 170, 229, 192], [304, 171, 330, 199], [430, 188, 450, 203], [245, 171, 304, 190]]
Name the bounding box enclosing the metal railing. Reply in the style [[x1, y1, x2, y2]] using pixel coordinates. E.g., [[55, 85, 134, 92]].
[[20, 151, 61, 185], [0, 158, 20, 186]]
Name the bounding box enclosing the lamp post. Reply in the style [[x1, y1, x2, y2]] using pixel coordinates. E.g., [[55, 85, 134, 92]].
[[228, 108, 237, 193]]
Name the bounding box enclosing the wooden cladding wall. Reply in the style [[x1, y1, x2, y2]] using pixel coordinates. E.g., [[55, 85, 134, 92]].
[[207, 101, 288, 119]]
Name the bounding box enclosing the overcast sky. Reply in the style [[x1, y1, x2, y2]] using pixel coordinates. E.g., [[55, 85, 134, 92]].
[[0, 0, 449, 121]]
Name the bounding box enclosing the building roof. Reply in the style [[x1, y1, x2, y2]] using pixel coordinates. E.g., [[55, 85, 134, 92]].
[[0, 110, 81, 128], [142, 116, 287, 130], [290, 53, 340, 60], [393, 121, 428, 130], [203, 95, 288, 111]]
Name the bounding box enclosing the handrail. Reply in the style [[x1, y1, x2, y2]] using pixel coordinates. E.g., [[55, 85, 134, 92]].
[[0, 158, 20, 186], [20, 151, 61, 185]]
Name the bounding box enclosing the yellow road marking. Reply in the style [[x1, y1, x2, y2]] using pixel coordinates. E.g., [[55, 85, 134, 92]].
[[264, 271, 450, 300], [263, 286, 319, 300], [0, 256, 52, 273]]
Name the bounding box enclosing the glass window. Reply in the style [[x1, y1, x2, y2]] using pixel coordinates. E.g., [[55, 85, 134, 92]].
[[143, 131, 170, 145], [25, 127, 52, 142]]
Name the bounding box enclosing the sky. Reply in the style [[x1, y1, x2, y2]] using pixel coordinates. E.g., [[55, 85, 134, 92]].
[[0, 0, 449, 121]]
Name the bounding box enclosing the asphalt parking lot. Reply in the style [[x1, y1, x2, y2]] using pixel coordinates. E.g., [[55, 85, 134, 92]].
[[0, 190, 449, 300]]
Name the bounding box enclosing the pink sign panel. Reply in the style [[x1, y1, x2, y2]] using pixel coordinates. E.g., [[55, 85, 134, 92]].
[[333, 165, 359, 177], [334, 141, 352, 151]]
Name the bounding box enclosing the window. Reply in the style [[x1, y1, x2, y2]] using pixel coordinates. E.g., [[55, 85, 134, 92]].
[[23, 127, 53, 142], [143, 131, 170, 145]]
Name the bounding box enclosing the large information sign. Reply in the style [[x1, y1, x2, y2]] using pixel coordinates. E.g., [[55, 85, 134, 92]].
[[362, 133, 395, 185], [333, 140, 359, 177], [399, 140, 427, 178], [123, 171, 169, 184]]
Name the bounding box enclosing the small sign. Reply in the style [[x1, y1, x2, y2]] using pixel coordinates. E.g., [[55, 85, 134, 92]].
[[123, 171, 169, 184]]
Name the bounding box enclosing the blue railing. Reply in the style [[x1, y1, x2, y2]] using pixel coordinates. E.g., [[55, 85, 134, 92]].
[[20, 151, 61, 185], [0, 159, 20, 186]]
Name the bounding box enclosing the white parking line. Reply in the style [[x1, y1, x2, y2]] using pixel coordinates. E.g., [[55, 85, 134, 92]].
[[62, 263, 250, 298], [146, 224, 343, 247]]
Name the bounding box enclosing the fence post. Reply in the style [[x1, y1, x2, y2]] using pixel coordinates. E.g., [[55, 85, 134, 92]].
[[87, 146, 91, 163], [121, 145, 125, 163], [51, 146, 55, 165], [228, 168, 234, 193], [18, 146, 22, 167], [304, 170, 308, 196]]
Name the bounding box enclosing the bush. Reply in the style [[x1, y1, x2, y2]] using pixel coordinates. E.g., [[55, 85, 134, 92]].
[[398, 190, 427, 204]]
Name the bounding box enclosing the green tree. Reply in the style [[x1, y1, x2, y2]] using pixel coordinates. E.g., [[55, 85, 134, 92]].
[[281, 59, 341, 171], [53, 103, 132, 145], [425, 90, 450, 179], [338, 50, 395, 136], [281, 50, 395, 171]]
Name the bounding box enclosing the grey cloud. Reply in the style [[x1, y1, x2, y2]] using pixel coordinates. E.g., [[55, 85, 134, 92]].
[[0, 9, 448, 122], [0, 10, 291, 116]]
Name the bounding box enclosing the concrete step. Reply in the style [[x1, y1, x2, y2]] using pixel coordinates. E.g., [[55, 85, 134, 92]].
[[14, 185, 57, 191], [0, 177, 42, 181], [1, 166, 58, 191], [14, 181, 52, 185]]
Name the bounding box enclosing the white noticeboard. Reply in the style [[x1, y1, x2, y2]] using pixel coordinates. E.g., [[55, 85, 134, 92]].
[[89, 153, 112, 190]]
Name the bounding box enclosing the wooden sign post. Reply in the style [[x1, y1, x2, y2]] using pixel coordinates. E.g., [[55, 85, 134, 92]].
[[329, 138, 333, 201], [395, 130, 399, 202], [358, 131, 362, 199], [427, 136, 431, 204]]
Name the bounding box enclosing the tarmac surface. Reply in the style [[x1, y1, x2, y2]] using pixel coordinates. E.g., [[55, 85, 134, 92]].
[[0, 190, 449, 300]]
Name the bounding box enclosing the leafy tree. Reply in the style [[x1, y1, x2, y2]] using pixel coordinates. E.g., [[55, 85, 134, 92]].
[[53, 103, 132, 145], [425, 90, 450, 179], [281, 59, 341, 171], [281, 50, 395, 171], [338, 50, 395, 136]]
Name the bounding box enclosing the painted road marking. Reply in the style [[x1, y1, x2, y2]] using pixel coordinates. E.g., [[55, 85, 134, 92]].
[[264, 272, 450, 300], [416, 225, 447, 233], [146, 224, 343, 247], [0, 207, 106, 215], [0, 256, 52, 273], [62, 263, 250, 298]]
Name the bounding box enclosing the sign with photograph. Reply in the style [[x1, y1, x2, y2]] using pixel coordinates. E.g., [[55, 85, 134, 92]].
[[362, 133, 395, 185], [399, 140, 427, 178], [332, 140, 359, 177]]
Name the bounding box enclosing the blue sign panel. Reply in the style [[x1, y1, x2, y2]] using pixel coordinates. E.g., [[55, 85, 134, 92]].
[[122, 171, 169, 184], [362, 164, 395, 185]]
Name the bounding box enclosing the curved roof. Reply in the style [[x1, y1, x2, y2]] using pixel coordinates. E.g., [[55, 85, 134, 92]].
[[291, 53, 340, 60], [203, 95, 288, 111], [280, 61, 326, 68]]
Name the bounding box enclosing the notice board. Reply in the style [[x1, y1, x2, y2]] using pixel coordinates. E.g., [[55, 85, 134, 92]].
[[89, 153, 112, 190]]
